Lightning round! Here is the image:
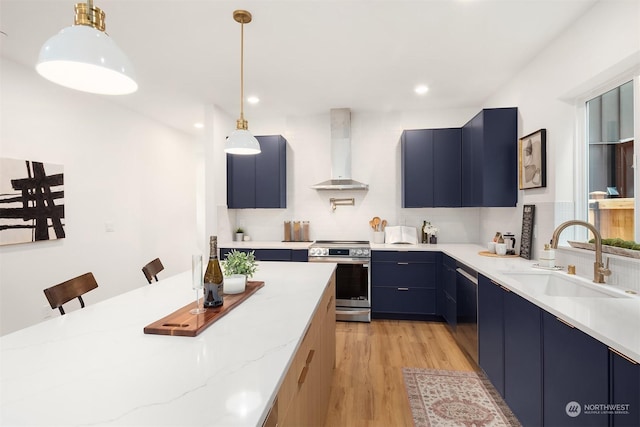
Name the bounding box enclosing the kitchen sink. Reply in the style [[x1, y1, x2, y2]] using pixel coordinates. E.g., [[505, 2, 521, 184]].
[[500, 271, 632, 299]]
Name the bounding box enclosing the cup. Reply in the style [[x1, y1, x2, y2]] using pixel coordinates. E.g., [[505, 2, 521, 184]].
[[496, 243, 507, 256], [372, 231, 385, 244], [487, 241, 496, 254]]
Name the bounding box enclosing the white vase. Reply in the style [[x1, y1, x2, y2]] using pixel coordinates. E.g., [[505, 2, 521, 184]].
[[224, 274, 246, 294], [235, 233, 244, 242]]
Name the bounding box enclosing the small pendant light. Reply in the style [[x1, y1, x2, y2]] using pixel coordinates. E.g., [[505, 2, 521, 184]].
[[225, 10, 261, 155], [36, 0, 137, 95]]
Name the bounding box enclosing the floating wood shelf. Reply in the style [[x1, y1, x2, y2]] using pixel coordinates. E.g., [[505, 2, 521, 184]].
[[144, 281, 264, 337]]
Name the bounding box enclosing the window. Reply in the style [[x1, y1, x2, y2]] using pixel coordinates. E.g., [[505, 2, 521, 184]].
[[585, 79, 636, 241]]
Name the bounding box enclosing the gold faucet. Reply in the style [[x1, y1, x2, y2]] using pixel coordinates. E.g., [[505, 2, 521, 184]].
[[550, 220, 611, 283]]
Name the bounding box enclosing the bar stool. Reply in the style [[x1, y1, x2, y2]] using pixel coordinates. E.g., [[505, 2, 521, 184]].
[[43, 272, 99, 315], [142, 258, 164, 284]]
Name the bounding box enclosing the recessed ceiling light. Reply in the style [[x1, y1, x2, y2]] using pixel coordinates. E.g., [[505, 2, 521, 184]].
[[247, 96, 260, 104], [415, 85, 429, 95], [193, 122, 204, 129]]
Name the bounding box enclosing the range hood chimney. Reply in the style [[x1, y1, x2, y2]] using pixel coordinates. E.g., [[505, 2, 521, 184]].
[[311, 108, 369, 191]]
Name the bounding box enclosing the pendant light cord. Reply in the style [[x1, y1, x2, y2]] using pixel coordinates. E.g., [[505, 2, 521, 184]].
[[239, 20, 245, 122]]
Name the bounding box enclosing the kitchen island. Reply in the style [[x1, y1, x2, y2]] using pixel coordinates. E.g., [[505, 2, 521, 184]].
[[0, 262, 336, 426]]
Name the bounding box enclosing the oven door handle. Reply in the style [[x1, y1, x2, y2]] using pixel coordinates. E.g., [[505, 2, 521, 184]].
[[309, 258, 369, 265], [336, 309, 371, 316]]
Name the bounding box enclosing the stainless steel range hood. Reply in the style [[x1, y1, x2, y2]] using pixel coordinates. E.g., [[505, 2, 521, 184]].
[[311, 108, 369, 191]]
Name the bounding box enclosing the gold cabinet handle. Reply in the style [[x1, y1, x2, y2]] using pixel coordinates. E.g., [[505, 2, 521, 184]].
[[556, 317, 575, 328], [298, 366, 309, 385], [326, 295, 334, 313], [306, 349, 315, 365], [608, 347, 639, 364], [499, 285, 511, 292]]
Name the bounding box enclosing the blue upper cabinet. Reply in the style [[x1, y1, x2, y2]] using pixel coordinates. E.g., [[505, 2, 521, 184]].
[[462, 108, 518, 207], [227, 135, 287, 209], [401, 128, 461, 208], [401, 129, 433, 207]]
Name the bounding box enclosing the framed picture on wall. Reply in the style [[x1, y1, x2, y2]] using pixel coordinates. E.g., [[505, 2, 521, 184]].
[[518, 129, 547, 189]]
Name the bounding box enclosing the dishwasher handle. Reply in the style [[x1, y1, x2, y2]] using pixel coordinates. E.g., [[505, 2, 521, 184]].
[[456, 268, 478, 285]]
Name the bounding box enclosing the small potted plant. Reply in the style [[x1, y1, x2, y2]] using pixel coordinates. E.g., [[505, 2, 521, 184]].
[[222, 249, 258, 294], [235, 227, 245, 242]]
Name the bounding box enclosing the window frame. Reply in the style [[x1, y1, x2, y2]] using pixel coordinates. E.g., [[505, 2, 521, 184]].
[[574, 74, 639, 243]]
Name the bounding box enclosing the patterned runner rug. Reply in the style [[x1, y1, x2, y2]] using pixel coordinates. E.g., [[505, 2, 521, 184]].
[[403, 368, 521, 427]]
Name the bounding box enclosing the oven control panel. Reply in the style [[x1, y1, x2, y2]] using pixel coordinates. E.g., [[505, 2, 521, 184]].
[[308, 247, 370, 258]]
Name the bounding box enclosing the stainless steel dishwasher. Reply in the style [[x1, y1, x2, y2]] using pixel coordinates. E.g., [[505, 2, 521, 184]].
[[456, 267, 478, 364]]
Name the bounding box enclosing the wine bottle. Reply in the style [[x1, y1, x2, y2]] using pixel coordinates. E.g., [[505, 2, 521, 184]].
[[203, 235, 224, 308]]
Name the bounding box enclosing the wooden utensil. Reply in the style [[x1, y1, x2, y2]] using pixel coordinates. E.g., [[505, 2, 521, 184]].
[[372, 217, 381, 230], [381, 219, 387, 231]]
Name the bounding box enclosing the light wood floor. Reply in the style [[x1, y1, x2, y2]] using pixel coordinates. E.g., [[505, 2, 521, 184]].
[[323, 319, 477, 427]]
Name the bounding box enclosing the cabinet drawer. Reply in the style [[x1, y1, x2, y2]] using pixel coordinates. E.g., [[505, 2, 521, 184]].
[[372, 262, 436, 288], [443, 254, 457, 269], [372, 250, 437, 263], [371, 287, 436, 314]]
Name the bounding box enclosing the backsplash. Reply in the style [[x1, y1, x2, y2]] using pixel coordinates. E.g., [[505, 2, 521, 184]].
[[555, 247, 640, 294]]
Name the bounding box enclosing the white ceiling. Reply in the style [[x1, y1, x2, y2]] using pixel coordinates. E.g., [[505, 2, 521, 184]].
[[1, 0, 598, 136]]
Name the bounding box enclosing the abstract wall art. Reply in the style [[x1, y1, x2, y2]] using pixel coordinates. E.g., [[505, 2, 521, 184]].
[[0, 158, 65, 246], [518, 129, 547, 190]]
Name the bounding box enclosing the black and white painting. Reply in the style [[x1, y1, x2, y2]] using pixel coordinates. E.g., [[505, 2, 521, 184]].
[[0, 158, 65, 246], [518, 129, 547, 189]]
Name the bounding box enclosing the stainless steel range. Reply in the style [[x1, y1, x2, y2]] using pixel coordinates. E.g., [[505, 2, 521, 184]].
[[308, 240, 371, 322]]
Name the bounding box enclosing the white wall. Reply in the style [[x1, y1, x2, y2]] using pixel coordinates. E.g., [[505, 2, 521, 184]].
[[0, 59, 199, 335], [223, 108, 484, 244], [481, 0, 640, 261]]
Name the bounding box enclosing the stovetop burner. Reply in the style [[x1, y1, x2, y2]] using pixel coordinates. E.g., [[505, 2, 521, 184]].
[[312, 240, 369, 245]]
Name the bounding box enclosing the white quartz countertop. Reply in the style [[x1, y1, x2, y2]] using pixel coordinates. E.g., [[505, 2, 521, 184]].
[[220, 241, 313, 249], [374, 242, 640, 362], [0, 262, 336, 427], [222, 241, 639, 361]]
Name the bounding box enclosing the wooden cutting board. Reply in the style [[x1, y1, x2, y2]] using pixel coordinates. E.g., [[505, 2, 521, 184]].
[[144, 281, 264, 337], [478, 251, 520, 258]]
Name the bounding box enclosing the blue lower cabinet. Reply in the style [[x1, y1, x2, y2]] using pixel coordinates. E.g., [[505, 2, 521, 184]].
[[478, 274, 505, 397], [220, 248, 295, 262], [543, 311, 609, 426], [371, 287, 436, 316], [611, 349, 640, 427], [503, 290, 542, 427], [291, 249, 308, 262], [371, 251, 439, 319]]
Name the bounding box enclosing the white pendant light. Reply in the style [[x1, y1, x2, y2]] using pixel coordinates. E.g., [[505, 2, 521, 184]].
[[36, 1, 137, 95], [225, 10, 260, 155]]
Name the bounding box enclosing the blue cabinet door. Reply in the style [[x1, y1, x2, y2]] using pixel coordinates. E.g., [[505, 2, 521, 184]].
[[481, 109, 517, 207], [401, 129, 433, 208], [433, 128, 462, 207], [504, 290, 542, 427], [255, 135, 287, 208], [371, 251, 438, 319], [462, 112, 483, 207], [291, 249, 308, 262], [543, 311, 609, 426], [220, 248, 292, 261], [441, 256, 456, 329], [478, 274, 504, 396], [227, 154, 256, 208], [371, 287, 436, 315], [611, 349, 640, 427], [227, 135, 287, 208], [462, 108, 517, 207]]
